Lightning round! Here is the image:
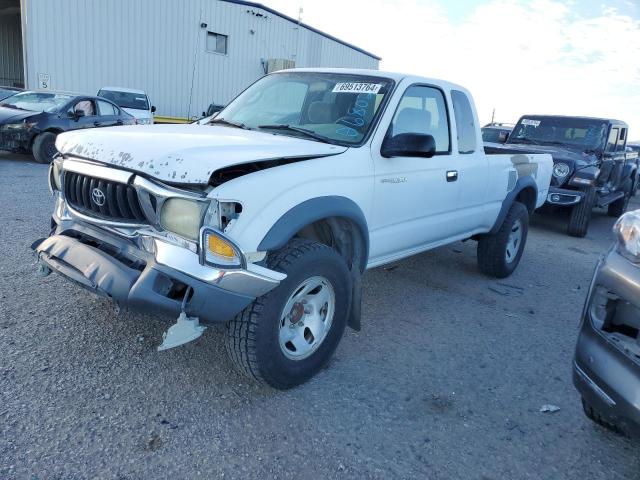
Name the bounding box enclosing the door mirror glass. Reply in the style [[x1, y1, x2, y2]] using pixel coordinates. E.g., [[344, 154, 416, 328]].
[[381, 133, 436, 158]]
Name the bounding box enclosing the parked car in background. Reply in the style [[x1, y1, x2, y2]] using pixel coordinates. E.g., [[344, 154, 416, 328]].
[[0, 91, 135, 163], [97, 87, 156, 124], [0, 86, 23, 101], [486, 115, 635, 237], [574, 210, 640, 437], [193, 103, 225, 125], [34, 69, 552, 389], [482, 122, 513, 144], [626, 145, 640, 196]]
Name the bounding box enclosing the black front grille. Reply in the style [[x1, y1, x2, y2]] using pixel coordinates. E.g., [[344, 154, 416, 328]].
[[63, 171, 147, 223]]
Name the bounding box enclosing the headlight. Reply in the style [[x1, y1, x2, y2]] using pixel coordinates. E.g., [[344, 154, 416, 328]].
[[0, 121, 35, 131], [136, 118, 153, 125], [200, 227, 244, 268], [614, 210, 640, 262], [553, 162, 571, 178], [160, 198, 208, 240]]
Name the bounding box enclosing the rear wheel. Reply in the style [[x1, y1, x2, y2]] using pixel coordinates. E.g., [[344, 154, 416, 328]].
[[607, 179, 632, 218], [568, 186, 596, 237], [477, 201, 529, 278], [32, 132, 58, 164], [224, 239, 351, 389]]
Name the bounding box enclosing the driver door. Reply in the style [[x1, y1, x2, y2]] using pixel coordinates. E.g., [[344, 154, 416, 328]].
[[369, 85, 463, 262], [68, 99, 98, 131]]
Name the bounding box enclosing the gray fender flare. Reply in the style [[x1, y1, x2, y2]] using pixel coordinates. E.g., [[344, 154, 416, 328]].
[[257, 196, 370, 270], [489, 176, 538, 234]]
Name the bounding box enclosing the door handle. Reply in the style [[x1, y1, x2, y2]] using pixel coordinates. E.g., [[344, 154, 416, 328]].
[[446, 170, 458, 182], [93, 121, 101, 127]]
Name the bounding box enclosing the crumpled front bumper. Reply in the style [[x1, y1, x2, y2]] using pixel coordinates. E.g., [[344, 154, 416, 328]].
[[34, 214, 284, 324]]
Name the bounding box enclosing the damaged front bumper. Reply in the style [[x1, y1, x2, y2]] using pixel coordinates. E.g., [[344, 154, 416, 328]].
[[573, 250, 640, 436], [34, 197, 285, 324], [0, 130, 32, 152]]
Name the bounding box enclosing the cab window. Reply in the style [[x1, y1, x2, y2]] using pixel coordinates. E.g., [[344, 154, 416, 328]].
[[389, 85, 450, 154], [606, 127, 619, 152], [72, 100, 96, 116], [451, 90, 476, 154]]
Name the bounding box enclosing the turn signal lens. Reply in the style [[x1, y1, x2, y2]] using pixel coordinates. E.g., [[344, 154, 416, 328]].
[[201, 228, 243, 268], [207, 235, 235, 259]]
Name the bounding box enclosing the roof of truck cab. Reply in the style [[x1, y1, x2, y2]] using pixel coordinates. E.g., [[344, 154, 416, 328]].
[[518, 114, 627, 127], [276, 68, 470, 93]]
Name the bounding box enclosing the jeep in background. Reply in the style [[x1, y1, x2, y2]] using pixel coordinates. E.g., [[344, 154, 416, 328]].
[[34, 69, 552, 389], [486, 115, 635, 237]]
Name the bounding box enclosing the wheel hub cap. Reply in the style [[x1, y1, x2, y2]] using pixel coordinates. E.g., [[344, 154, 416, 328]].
[[278, 276, 335, 360], [505, 219, 523, 264]]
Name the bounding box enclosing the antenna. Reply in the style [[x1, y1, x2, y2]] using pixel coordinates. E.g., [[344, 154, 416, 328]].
[[491, 108, 495, 124], [298, 7, 303, 23]]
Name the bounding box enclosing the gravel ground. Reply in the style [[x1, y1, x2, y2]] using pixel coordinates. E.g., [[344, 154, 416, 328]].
[[1, 152, 638, 480]]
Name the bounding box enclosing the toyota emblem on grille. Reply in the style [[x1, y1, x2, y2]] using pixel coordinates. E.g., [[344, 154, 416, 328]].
[[91, 188, 106, 206]]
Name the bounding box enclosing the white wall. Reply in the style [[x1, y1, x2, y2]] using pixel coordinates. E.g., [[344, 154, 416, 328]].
[[23, 0, 379, 117]]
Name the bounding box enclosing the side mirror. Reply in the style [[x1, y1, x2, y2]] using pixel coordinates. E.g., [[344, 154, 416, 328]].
[[151, 105, 156, 113], [498, 132, 509, 143], [381, 133, 436, 158], [202, 111, 206, 117], [73, 109, 86, 119]]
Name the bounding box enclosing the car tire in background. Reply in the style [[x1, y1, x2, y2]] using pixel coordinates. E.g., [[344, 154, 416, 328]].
[[477, 201, 529, 278], [608, 179, 632, 218], [225, 239, 351, 390], [568, 186, 596, 238], [32, 132, 58, 164], [581, 397, 624, 435]]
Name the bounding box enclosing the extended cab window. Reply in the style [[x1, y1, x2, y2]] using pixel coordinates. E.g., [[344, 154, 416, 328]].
[[451, 90, 476, 154], [389, 85, 450, 154]]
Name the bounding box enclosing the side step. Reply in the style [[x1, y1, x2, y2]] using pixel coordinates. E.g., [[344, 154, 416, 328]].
[[596, 191, 624, 208]]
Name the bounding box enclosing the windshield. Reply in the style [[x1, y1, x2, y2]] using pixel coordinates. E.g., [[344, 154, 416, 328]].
[[1, 91, 73, 113], [509, 117, 607, 150], [0, 88, 20, 101], [98, 90, 149, 110], [215, 72, 394, 145]]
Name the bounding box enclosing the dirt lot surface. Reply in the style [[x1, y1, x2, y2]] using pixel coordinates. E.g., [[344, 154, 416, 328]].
[[1, 153, 638, 479]]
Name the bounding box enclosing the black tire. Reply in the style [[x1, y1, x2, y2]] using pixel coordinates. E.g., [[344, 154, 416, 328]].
[[630, 172, 638, 197], [32, 132, 58, 164], [607, 179, 632, 218], [477, 201, 529, 278], [225, 239, 351, 389], [581, 397, 624, 435], [568, 186, 596, 238]]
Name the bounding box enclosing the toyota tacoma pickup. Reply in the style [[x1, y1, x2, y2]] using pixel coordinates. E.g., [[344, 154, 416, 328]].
[[34, 69, 552, 389], [486, 115, 635, 237]]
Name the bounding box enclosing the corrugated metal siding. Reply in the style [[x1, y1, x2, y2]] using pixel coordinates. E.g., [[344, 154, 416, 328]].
[[0, 13, 24, 86], [23, 0, 378, 118]]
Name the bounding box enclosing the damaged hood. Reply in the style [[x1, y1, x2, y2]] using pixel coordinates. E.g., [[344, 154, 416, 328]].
[[56, 124, 348, 184], [486, 142, 599, 166]]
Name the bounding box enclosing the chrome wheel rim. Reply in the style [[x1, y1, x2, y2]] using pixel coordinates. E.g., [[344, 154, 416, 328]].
[[278, 276, 335, 361], [505, 219, 523, 264]]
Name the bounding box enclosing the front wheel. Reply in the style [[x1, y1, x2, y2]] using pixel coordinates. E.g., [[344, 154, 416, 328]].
[[32, 132, 58, 164], [477, 201, 529, 278], [568, 186, 596, 237], [225, 239, 352, 389]]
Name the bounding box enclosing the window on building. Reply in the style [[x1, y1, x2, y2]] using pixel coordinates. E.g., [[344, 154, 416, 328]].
[[206, 31, 228, 55], [389, 85, 450, 154], [451, 90, 476, 154]]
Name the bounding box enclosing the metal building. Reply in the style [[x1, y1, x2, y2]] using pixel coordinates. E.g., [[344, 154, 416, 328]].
[[0, 0, 380, 120]]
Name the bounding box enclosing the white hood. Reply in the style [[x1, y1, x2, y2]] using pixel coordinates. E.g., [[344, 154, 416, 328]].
[[56, 124, 348, 184]]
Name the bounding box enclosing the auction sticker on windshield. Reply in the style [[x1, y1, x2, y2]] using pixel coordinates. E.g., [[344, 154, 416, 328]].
[[332, 83, 382, 94], [521, 119, 541, 127]]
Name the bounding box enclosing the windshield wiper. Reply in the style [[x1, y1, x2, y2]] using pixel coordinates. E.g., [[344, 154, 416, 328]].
[[0, 104, 21, 110], [258, 124, 332, 144], [209, 118, 249, 130]]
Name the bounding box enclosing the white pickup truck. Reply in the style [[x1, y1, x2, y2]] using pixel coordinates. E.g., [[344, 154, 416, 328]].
[[35, 69, 552, 389]]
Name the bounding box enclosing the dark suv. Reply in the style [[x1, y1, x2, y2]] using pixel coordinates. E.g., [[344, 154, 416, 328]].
[[486, 115, 635, 237], [574, 210, 640, 437]]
